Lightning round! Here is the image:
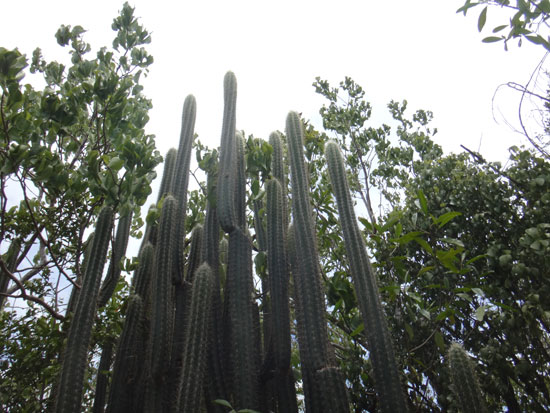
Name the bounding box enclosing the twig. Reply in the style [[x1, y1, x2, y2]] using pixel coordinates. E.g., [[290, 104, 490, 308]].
[[0, 259, 65, 321]]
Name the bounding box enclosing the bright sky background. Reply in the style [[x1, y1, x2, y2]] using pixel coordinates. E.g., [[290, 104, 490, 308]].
[[3, 0, 546, 160]]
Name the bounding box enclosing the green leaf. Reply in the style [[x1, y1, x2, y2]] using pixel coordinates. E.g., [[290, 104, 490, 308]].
[[482, 36, 503, 43], [493, 24, 508, 33], [434, 331, 445, 353], [475, 305, 486, 322], [435, 211, 462, 228], [478, 6, 488, 32], [108, 156, 124, 171], [350, 322, 364, 337], [214, 399, 233, 408], [417, 189, 428, 214], [414, 237, 433, 255]]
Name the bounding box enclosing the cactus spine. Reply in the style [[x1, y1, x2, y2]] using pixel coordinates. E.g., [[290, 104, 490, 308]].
[[286, 112, 348, 412], [266, 178, 298, 413], [447, 342, 487, 413], [325, 141, 408, 413], [177, 263, 215, 412], [55, 205, 113, 413]]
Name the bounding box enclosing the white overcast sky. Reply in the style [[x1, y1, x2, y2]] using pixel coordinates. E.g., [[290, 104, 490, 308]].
[[2, 0, 547, 171]]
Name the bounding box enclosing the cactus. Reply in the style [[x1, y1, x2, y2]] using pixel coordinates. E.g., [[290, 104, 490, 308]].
[[216, 71, 261, 410], [131, 242, 154, 300], [266, 178, 298, 413], [65, 232, 94, 317], [269, 131, 288, 231], [92, 341, 114, 413], [98, 210, 133, 307], [177, 263, 215, 412], [325, 141, 408, 413], [170, 224, 203, 407], [55, 205, 113, 413], [106, 294, 145, 413], [447, 342, 487, 413], [172, 95, 197, 281], [158, 148, 178, 202], [147, 194, 178, 412], [217, 71, 238, 233], [202, 171, 228, 410], [286, 112, 349, 412]]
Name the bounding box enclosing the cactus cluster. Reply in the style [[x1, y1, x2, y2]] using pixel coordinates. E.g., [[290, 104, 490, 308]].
[[55, 71, 489, 413]]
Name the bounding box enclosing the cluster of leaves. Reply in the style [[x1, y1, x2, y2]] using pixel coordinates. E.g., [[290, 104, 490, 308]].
[[458, 0, 550, 51], [0, 3, 160, 410]]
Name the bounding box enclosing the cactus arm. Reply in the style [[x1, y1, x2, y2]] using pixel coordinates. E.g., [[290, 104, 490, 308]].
[[266, 178, 298, 412], [98, 210, 133, 307], [177, 263, 215, 412], [147, 194, 178, 411], [325, 141, 408, 413], [55, 206, 114, 413], [217, 71, 238, 233]]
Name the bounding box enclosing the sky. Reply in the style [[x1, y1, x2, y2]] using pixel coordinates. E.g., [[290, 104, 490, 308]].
[[2, 1, 547, 165]]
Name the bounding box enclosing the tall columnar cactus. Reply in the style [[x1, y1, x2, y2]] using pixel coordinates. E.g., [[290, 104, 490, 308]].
[[55, 205, 113, 413], [106, 294, 145, 413], [158, 148, 178, 201], [98, 210, 133, 307], [147, 194, 178, 412], [269, 131, 288, 231], [172, 95, 197, 280], [140, 148, 178, 251], [170, 224, 203, 407], [65, 232, 94, 317], [217, 71, 260, 410], [447, 342, 487, 413], [286, 111, 349, 412], [266, 178, 298, 413], [325, 141, 408, 413], [107, 243, 154, 413], [177, 263, 215, 412], [92, 340, 113, 413], [202, 171, 228, 410]]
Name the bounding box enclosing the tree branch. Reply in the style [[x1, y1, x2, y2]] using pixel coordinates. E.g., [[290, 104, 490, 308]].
[[0, 258, 65, 321]]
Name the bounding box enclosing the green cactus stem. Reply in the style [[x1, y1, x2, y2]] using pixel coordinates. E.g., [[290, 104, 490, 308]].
[[286, 111, 331, 370], [217, 71, 238, 233], [92, 340, 114, 413], [447, 342, 487, 413], [325, 141, 407, 413], [55, 205, 113, 413], [98, 211, 133, 307], [172, 95, 197, 281], [158, 148, 178, 202], [170, 224, 203, 407], [177, 263, 215, 412], [266, 178, 298, 413], [148, 194, 178, 412], [106, 294, 145, 413]]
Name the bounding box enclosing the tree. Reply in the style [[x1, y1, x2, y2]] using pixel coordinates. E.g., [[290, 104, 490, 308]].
[[0, 3, 160, 410]]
